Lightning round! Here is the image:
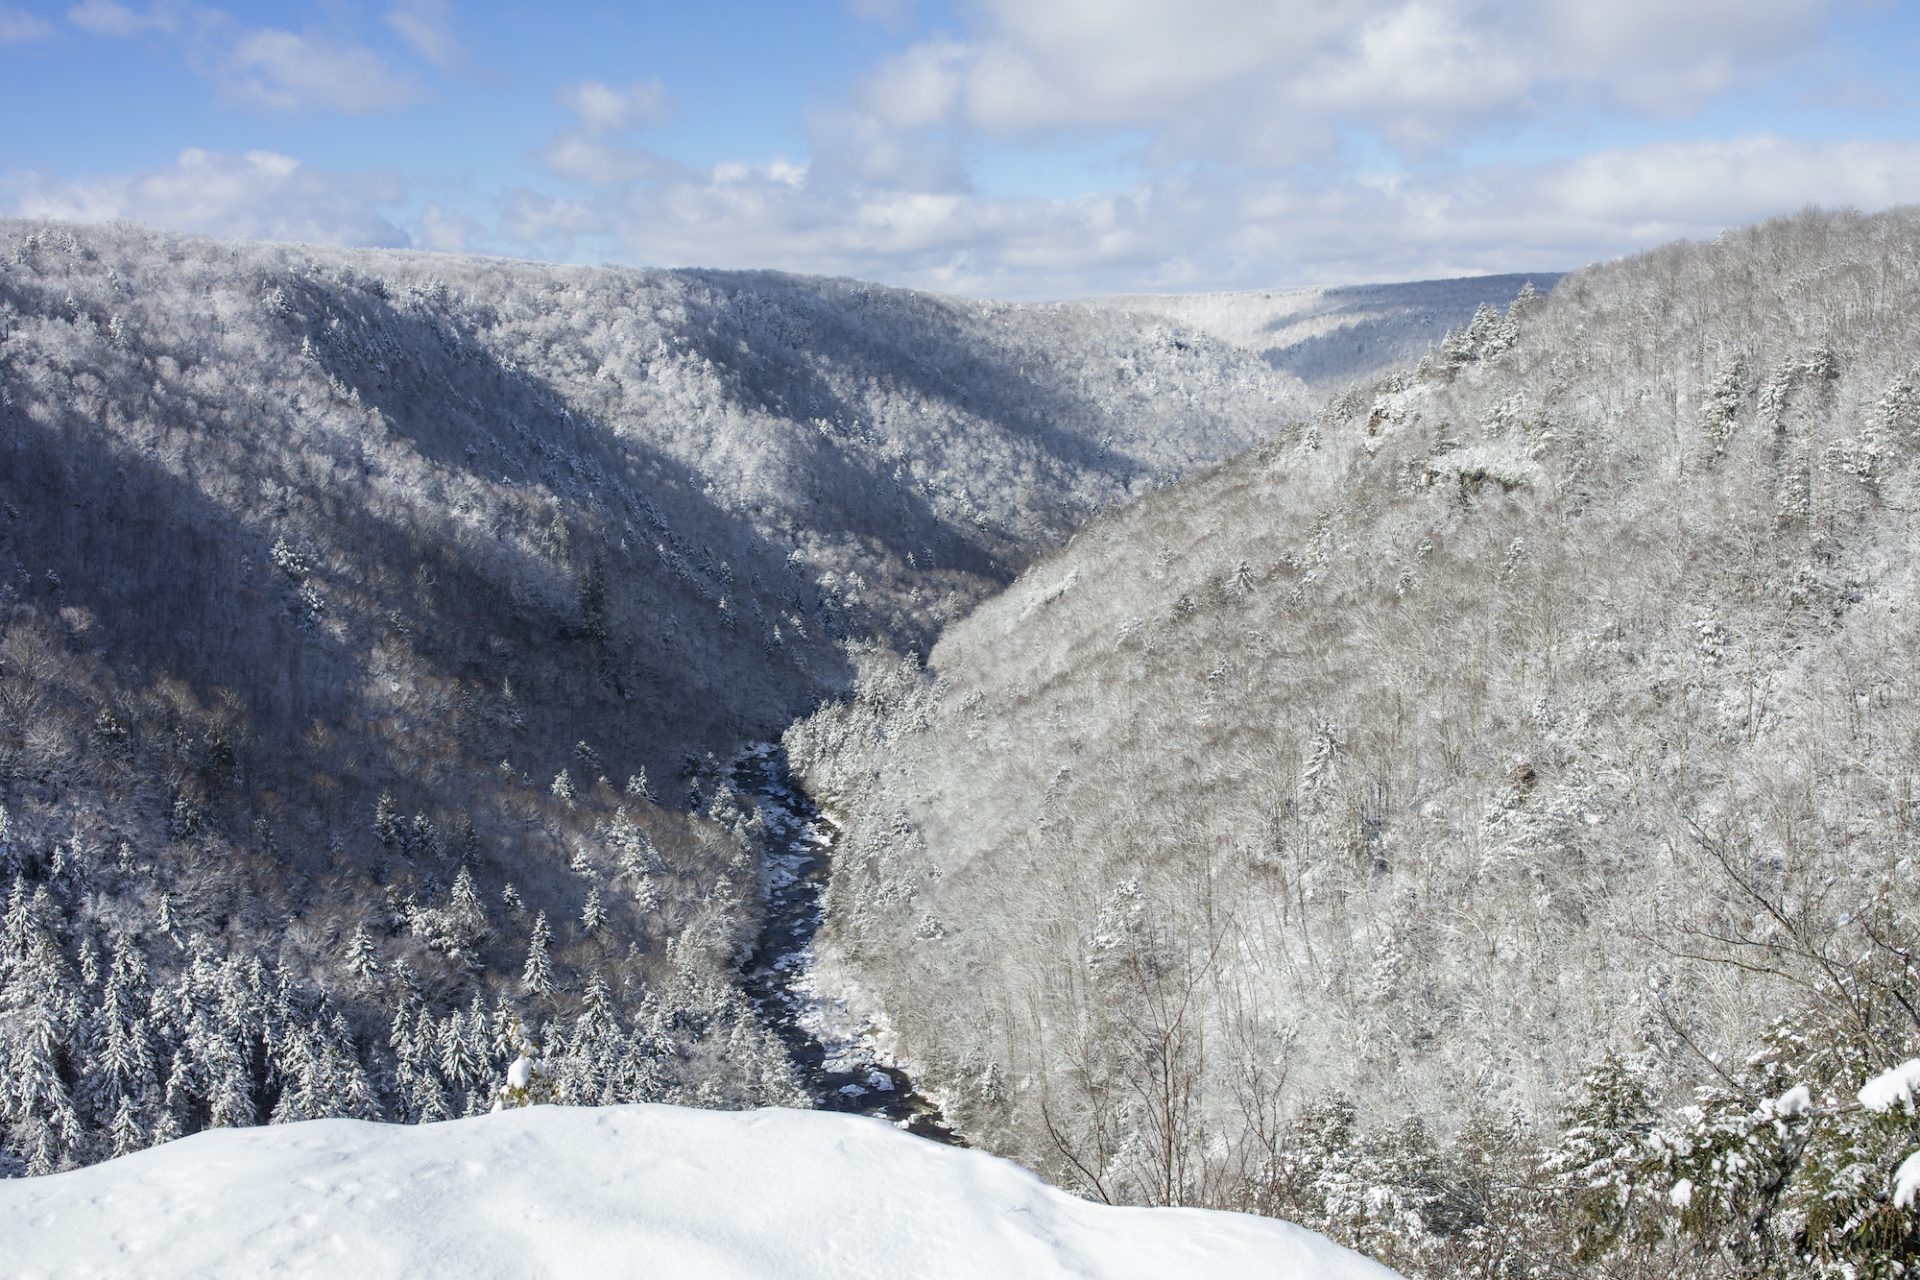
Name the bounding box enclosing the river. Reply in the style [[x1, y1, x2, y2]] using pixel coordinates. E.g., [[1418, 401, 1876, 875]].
[[733, 744, 962, 1144]]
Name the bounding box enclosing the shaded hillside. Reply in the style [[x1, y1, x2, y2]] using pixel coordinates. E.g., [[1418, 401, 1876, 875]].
[[792, 208, 1920, 1276], [1088, 272, 1561, 390], [0, 218, 1309, 1173]]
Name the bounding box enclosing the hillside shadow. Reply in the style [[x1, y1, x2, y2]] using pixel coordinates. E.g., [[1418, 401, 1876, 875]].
[[674, 271, 1155, 557], [277, 272, 854, 749], [1258, 274, 1564, 387]]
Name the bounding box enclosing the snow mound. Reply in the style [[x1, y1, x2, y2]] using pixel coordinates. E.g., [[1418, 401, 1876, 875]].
[[0, 1104, 1399, 1279]]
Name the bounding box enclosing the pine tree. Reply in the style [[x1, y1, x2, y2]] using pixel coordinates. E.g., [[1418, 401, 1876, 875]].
[[1, 890, 84, 1170], [324, 1015, 381, 1121], [269, 1030, 328, 1125], [436, 1010, 483, 1111], [521, 912, 554, 997], [197, 1018, 256, 1130], [450, 866, 485, 925], [344, 923, 382, 986], [156, 892, 179, 943], [79, 938, 158, 1129], [374, 792, 401, 849], [107, 1095, 145, 1158]]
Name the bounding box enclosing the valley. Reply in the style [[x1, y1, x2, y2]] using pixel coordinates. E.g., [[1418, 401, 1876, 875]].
[[4, 207, 1919, 1279]]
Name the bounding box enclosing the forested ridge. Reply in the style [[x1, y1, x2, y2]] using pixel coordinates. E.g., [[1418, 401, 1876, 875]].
[[1088, 271, 1563, 391], [0, 217, 1313, 1174], [792, 207, 1920, 1277]]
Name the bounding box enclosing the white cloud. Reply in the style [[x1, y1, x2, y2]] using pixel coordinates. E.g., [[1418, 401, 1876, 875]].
[[856, 0, 1850, 162], [1293, 2, 1533, 147], [486, 132, 1920, 298], [65, 0, 177, 36], [807, 107, 970, 192], [559, 80, 671, 134], [536, 134, 675, 186], [3, 148, 411, 248], [1539, 135, 1920, 229], [416, 203, 481, 253], [859, 37, 967, 129], [499, 188, 607, 253], [1218, 135, 1920, 284], [221, 28, 422, 114], [67, 6, 430, 115], [0, 6, 54, 40], [537, 81, 678, 186], [974, 0, 1327, 124], [29, 0, 1895, 300], [383, 0, 462, 70], [1541, 0, 1831, 111]]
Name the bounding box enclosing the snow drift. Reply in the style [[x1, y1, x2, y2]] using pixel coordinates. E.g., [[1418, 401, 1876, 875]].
[[0, 1103, 1399, 1279]]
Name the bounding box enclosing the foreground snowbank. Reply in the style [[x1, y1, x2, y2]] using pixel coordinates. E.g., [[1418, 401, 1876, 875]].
[[0, 1104, 1398, 1279]]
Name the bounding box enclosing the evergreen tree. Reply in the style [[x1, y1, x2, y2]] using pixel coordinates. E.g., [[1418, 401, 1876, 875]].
[[107, 1095, 145, 1158], [521, 912, 554, 998], [0, 925, 84, 1171], [374, 792, 401, 850], [344, 923, 382, 987], [78, 938, 158, 1130], [436, 1011, 482, 1112]]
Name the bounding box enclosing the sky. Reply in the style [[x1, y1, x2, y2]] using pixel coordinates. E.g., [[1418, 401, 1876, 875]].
[[2, 0, 1918, 298]]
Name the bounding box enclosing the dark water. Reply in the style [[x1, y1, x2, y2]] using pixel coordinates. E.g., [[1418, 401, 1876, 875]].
[[734, 744, 962, 1145]]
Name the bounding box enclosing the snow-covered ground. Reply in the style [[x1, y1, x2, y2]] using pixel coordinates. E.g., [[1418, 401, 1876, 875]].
[[0, 1104, 1399, 1279]]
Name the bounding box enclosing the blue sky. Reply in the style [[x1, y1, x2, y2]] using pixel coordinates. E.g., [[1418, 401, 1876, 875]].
[[3, 0, 1918, 296]]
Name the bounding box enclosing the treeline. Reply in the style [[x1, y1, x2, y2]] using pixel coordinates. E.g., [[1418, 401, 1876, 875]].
[[790, 208, 1920, 1277], [0, 862, 802, 1175]]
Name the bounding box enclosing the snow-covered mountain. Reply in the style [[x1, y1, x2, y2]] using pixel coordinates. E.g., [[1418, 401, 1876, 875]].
[[789, 207, 1920, 1275], [0, 1103, 1399, 1279]]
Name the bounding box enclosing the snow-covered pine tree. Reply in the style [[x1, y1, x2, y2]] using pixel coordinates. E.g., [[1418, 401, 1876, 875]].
[[521, 912, 554, 998], [344, 922, 382, 987]]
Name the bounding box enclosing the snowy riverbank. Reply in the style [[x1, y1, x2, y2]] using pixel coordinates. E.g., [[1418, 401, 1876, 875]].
[[735, 744, 957, 1139]]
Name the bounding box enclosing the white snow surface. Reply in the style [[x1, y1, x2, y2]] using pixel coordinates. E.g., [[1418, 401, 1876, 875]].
[[1859, 1058, 1920, 1113], [0, 1104, 1401, 1280]]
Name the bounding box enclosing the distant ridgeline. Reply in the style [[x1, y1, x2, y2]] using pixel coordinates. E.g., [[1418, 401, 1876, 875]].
[[1, 216, 1500, 1178], [791, 208, 1920, 1279], [1087, 271, 1564, 392]]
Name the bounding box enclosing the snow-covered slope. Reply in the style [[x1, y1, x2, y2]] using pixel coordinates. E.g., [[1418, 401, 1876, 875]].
[[784, 209, 1920, 1266], [0, 1104, 1396, 1279], [1088, 273, 1560, 390]]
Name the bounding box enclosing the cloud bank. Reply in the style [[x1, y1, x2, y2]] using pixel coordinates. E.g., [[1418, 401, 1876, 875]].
[[6, 0, 1912, 296]]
